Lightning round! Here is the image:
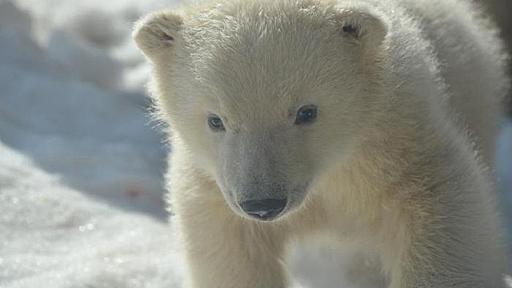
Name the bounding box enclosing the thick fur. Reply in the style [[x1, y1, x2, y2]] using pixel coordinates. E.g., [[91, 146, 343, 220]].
[[134, 0, 510, 287]]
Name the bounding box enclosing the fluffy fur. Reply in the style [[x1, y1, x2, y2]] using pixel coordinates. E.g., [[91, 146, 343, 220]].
[[134, 0, 510, 287]]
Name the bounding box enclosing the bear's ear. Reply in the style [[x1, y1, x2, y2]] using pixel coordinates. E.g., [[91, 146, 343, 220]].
[[335, 6, 388, 53], [133, 10, 183, 61]]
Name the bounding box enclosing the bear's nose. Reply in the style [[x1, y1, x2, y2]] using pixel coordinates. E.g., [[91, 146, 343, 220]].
[[239, 198, 287, 221]]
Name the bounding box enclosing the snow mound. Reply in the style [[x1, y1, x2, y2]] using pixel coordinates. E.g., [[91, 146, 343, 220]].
[[0, 142, 183, 288]]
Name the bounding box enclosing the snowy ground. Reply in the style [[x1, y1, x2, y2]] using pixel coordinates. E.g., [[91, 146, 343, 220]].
[[0, 1, 185, 286], [0, 142, 183, 288], [0, 0, 510, 287]]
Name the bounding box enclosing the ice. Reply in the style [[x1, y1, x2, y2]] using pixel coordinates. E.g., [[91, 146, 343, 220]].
[[0, 0, 510, 287]]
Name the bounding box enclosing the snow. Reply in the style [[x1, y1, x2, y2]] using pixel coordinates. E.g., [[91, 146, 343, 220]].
[[0, 1, 184, 286], [0, 0, 510, 287], [0, 142, 183, 288], [0, 0, 173, 219]]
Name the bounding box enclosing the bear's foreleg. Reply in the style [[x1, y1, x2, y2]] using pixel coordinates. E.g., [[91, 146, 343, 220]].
[[173, 190, 288, 288], [378, 194, 506, 288]]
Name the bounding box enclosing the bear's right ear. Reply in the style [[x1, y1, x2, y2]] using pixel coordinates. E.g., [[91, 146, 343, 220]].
[[133, 10, 183, 61]]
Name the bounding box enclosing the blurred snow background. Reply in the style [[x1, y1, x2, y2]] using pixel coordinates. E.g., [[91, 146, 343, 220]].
[[0, 0, 510, 287]]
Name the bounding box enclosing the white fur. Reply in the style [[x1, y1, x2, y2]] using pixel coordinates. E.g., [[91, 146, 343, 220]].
[[134, 0, 510, 287]]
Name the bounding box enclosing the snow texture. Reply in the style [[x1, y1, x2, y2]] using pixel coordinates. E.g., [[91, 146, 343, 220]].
[[0, 0, 510, 287], [0, 142, 183, 288]]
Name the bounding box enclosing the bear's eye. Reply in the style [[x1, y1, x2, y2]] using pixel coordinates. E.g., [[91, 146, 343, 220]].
[[295, 105, 318, 125], [208, 114, 225, 131]]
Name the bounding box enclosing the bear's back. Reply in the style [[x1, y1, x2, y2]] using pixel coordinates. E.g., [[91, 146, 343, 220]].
[[397, 0, 509, 164]]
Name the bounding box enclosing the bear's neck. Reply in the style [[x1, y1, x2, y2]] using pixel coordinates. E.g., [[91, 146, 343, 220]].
[[314, 102, 490, 231]]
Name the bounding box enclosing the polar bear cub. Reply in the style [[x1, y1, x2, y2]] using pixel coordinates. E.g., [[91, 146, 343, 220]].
[[134, 0, 510, 287]]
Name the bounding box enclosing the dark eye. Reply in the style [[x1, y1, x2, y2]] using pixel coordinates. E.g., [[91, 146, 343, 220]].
[[208, 114, 225, 131], [295, 105, 317, 125]]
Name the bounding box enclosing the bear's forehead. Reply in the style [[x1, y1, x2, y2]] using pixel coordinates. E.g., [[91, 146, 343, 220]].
[[188, 0, 339, 22], [183, 0, 340, 48], [181, 0, 348, 95]]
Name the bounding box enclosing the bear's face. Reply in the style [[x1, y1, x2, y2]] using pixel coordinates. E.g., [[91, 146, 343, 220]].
[[134, 0, 387, 221]]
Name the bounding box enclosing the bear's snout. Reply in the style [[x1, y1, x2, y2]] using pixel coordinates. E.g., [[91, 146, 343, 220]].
[[239, 198, 287, 221]]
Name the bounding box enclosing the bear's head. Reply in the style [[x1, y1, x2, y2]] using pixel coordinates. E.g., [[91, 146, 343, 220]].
[[134, 0, 389, 222]]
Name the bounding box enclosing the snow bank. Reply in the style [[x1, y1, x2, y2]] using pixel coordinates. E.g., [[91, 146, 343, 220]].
[[0, 142, 183, 288], [0, 0, 176, 218], [0, 0, 185, 286]]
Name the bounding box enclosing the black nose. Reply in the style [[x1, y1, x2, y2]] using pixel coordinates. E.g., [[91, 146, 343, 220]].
[[239, 199, 287, 220]]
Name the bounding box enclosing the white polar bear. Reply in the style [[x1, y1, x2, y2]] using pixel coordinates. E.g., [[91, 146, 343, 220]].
[[133, 0, 510, 287]]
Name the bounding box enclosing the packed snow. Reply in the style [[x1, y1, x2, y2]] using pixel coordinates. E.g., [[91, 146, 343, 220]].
[[0, 0, 510, 287], [0, 142, 183, 288]]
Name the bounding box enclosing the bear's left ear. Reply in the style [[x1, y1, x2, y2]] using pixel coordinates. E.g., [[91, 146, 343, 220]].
[[335, 6, 388, 53], [133, 10, 184, 61]]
